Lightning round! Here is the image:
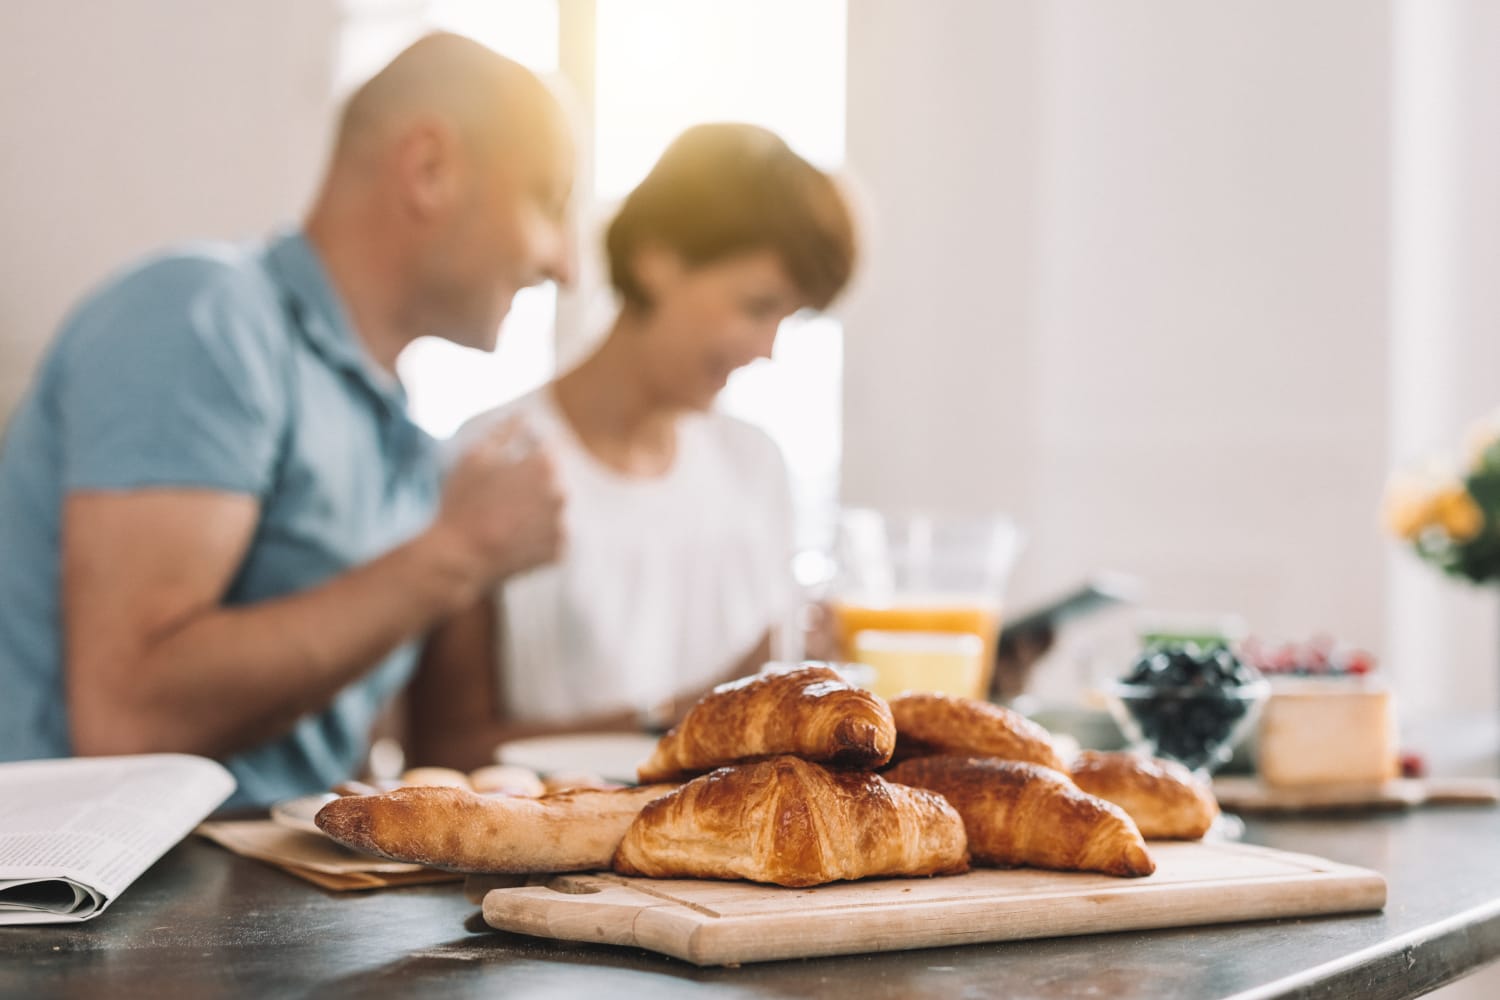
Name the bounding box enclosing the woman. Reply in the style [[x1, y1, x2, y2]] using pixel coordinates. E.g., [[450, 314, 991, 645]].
[[406, 123, 857, 766]]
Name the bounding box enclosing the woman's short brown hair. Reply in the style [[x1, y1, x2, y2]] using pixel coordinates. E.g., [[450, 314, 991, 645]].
[[605, 123, 857, 311]]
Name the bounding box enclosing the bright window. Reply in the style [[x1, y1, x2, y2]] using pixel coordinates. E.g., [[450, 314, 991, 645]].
[[398, 286, 557, 439], [593, 0, 846, 199], [427, 0, 558, 72]]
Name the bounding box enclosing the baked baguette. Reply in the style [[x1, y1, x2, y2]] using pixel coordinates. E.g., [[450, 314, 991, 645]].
[[615, 755, 970, 887], [314, 783, 675, 873], [886, 755, 1155, 877], [1069, 750, 1219, 840], [887, 691, 1066, 772], [636, 665, 896, 782]]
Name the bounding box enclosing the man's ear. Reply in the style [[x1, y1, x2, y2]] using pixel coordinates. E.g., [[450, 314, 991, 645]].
[[394, 117, 461, 220]]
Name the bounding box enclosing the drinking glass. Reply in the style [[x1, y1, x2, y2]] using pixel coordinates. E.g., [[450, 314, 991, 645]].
[[827, 508, 1023, 699]]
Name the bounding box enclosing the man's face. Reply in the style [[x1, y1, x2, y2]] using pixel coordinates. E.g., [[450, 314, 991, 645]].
[[634, 248, 805, 411], [425, 128, 574, 352]]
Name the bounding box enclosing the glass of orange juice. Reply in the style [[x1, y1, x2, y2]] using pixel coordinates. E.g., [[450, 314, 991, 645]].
[[849, 630, 986, 700], [829, 508, 1022, 700]]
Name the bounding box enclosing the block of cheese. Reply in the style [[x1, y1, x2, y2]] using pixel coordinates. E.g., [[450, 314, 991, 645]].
[[1255, 680, 1398, 788]]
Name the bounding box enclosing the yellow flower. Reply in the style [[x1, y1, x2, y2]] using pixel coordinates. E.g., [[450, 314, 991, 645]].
[[1384, 474, 1439, 541], [1435, 486, 1484, 542], [1384, 491, 1433, 541], [1384, 475, 1485, 543]]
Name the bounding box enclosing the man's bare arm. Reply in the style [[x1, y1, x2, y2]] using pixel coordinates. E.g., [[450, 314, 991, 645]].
[[65, 421, 562, 759]]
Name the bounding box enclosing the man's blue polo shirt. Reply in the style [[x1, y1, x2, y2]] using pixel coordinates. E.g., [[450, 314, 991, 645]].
[[0, 231, 440, 807]]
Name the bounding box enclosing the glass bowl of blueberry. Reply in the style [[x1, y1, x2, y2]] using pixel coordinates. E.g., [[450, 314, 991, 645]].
[[1105, 642, 1270, 776]]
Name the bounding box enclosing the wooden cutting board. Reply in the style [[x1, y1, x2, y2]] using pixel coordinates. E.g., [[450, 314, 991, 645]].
[[1213, 775, 1500, 813], [482, 841, 1385, 966]]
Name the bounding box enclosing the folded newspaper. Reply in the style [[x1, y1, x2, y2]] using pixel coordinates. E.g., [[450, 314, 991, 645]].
[[0, 753, 235, 924]]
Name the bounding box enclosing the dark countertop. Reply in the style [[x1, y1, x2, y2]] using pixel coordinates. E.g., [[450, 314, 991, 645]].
[[4, 718, 1499, 1000]]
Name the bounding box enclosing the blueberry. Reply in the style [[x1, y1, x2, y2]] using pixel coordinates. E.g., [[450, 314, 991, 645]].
[[1228, 663, 1258, 686], [1209, 649, 1240, 682], [1160, 652, 1199, 687], [1129, 651, 1171, 685], [1117, 643, 1263, 771]]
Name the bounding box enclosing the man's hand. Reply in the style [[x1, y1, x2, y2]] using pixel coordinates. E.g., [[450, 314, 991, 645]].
[[433, 419, 565, 585]]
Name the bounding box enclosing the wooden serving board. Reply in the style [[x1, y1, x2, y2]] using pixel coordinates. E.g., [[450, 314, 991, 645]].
[[1213, 775, 1500, 813], [481, 841, 1385, 966]]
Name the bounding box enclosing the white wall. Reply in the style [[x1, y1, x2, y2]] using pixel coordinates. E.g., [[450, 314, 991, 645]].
[[842, 1, 1044, 525], [0, 0, 340, 426], [844, 0, 1499, 716], [1031, 0, 1393, 690]]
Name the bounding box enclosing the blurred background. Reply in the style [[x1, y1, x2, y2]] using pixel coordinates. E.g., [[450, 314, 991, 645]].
[[4, 0, 1500, 725]]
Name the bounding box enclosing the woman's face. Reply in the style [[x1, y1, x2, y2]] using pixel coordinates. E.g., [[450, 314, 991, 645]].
[[632, 247, 805, 411]]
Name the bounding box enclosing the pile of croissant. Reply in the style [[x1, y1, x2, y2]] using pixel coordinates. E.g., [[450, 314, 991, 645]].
[[316, 665, 1219, 888]]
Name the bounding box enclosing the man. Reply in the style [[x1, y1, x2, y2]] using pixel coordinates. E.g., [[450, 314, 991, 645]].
[[0, 34, 573, 806]]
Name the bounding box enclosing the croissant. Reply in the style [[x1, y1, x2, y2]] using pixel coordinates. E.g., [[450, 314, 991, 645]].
[[314, 783, 674, 873], [636, 665, 896, 782], [614, 755, 970, 887], [887, 691, 1065, 772], [1069, 751, 1219, 840], [886, 755, 1155, 877]]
